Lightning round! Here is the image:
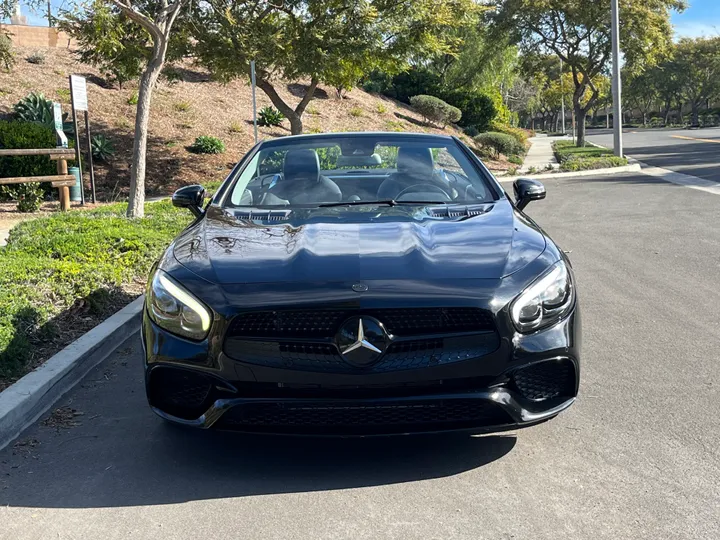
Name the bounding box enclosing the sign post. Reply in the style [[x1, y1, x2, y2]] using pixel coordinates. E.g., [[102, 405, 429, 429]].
[[53, 102, 68, 149], [69, 75, 96, 203], [68, 75, 85, 204]]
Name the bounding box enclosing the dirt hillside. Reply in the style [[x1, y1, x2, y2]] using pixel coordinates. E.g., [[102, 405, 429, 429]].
[[1, 46, 507, 201]]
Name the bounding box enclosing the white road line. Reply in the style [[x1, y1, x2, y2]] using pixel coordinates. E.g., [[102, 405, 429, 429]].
[[636, 162, 720, 195]]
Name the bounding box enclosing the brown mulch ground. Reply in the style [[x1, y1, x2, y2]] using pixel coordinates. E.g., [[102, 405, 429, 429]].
[[1, 46, 509, 216]]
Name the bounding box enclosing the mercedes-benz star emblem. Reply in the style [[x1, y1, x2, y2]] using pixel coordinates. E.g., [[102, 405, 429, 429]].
[[336, 316, 390, 366]]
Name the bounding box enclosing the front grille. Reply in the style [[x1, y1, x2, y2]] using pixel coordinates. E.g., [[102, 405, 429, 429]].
[[147, 368, 214, 420], [224, 333, 500, 373], [512, 359, 576, 402], [215, 398, 513, 435], [226, 307, 494, 339]]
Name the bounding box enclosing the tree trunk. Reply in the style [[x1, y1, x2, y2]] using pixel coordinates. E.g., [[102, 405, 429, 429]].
[[642, 111, 647, 126], [575, 105, 588, 147], [606, 106, 610, 129], [691, 101, 700, 127], [663, 99, 672, 126], [127, 38, 166, 218], [256, 77, 318, 135], [676, 100, 683, 125]]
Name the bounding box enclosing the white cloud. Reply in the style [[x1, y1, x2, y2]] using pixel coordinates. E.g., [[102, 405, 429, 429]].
[[674, 21, 720, 40]]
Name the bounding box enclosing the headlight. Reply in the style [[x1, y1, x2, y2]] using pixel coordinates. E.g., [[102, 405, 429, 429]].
[[510, 261, 574, 333], [147, 270, 212, 340]]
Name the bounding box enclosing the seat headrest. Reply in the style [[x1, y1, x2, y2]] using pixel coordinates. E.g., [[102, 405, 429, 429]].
[[283, 149, 321, 184], [397, 147, 434, 176]]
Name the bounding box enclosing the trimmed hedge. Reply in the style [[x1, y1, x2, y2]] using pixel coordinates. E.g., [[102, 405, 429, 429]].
[[443, 91, 496, 131], [0, 120, 60, 212], [474, 132, 524, 158], [560, 156, 628, 172], [410, 95, 461, 127], [0, 201, 191, 382]]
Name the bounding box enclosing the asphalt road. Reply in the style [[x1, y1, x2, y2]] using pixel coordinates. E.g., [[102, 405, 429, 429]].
[[2, 173, 720, 539], [587, 127, 720, 183]]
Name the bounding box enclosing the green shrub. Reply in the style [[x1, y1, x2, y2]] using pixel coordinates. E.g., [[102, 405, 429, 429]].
[[409, 95, 462, 127], [553, 140, 613, 163], [376, 103, 388, 114], [307, 104, 320, 115], [473, 132, 523, 158], [443, 91, 496, 132], [560, 156, 628, 172], [228, 121, 243, 133], [91, 134, 115, 162], [349, 107, 364, 118], [189, 135, 225, 154], [490, 121, 531, 146], [306, 125, 323, 134], [0, 120, 62, 211], [26, 50, 46, 65], [258, 106, 285, 127], [0, 31, 15, 72], [0, 201, 191, 381], [508, 155, 523, 166], [173, 100, 191, 112], [56, 88, 71, 103], [127, 91, 138, 105], [463, 125, 480, 137]]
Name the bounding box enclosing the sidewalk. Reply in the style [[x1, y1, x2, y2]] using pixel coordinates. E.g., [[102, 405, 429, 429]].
[[520, 135, 568, 173]]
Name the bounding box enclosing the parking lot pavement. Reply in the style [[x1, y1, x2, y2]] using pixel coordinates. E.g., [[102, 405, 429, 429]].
[[1, 172, 720, 540]]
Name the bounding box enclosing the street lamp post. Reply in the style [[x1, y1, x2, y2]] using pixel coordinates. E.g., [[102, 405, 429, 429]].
[[611, 0, 623, 157], [560, 58, 566, 134]]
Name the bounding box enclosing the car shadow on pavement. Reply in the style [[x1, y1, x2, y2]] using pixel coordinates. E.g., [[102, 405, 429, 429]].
[[0, 339, 517, 508]]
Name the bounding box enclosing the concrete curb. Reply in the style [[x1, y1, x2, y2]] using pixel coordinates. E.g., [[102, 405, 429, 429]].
[[0, 295, 144, 450], [498, 162, 641, 182]]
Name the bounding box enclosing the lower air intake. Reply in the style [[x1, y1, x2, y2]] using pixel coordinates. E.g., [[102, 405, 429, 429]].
[[512, 359, 576, 402]]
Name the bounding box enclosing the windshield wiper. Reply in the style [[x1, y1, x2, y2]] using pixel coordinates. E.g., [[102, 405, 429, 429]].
[[318, 200, 449, 208]]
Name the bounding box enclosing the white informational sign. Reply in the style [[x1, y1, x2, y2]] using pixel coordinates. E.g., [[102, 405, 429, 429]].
[[70, 75, 88, 111], [53, 102, 68, 148]]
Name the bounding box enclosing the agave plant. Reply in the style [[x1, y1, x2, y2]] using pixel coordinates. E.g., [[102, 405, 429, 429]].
[[91, 134, 115, 162], [13, 92, 70, 131]]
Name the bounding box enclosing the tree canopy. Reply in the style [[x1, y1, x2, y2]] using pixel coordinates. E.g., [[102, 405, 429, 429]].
[[492, 0, 686, 145], [189, 0, 481, 134]]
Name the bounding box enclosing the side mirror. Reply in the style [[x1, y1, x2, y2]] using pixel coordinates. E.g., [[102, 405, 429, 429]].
[[172, 185, 206, 218], [513, 178, 546, 211]]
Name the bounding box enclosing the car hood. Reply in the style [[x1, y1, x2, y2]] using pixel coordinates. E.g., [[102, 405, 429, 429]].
[[172, 203, 546, 285]]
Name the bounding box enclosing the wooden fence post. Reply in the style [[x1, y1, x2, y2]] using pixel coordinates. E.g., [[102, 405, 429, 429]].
[[57, 158, 70, 211]]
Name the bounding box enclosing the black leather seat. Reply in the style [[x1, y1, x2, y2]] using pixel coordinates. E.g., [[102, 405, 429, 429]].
[[377, 147, 446, 200], [261, 149, 342, 205]]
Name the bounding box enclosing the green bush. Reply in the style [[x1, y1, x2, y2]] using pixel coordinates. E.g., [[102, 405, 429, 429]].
[[490, 121, 531, 146], [553, 140, 613, 163], [0, 31, 15, 72], [473, 132, 523, 158], [189, 135, 225, 154], [26, 50, 46, 65], [0, 201, 191, 381], [463, 125, 480, 137], [560, 156, 628, 172], [409, 95, 462, 127], [383, 68, 442, 104], [443, 91, 496, 131], [127, 91, 138, 105], [91, 134, 115, 162], [0, 120, 62, 211], [508, 155, 523, 166], [258, 106, 285, 127]]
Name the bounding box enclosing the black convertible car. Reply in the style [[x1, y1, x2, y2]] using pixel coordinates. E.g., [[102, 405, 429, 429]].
[[143, 132, 580, 436]]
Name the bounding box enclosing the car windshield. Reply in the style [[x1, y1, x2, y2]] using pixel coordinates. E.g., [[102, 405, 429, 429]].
[[224, 135, 494, 208]]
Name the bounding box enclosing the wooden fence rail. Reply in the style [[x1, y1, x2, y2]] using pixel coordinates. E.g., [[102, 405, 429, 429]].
[[0, 148, 77, 211]]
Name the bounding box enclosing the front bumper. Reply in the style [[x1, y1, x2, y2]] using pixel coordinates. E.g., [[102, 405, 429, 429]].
[[142, 302, 581, 436]]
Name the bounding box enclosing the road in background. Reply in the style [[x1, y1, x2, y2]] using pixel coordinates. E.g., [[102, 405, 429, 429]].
[[1, 173, 719, 539], [587, 127, 720, 183]]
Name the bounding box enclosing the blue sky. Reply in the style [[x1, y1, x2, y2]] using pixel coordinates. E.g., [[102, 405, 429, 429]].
[[672, 0, 720, 38], [6, 0, 720, 40]]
